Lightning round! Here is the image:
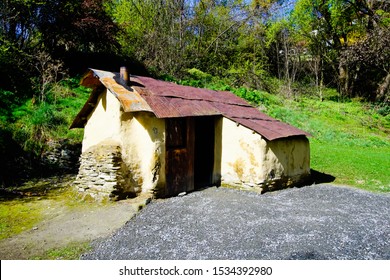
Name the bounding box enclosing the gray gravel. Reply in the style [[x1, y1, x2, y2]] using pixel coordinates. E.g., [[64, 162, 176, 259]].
[[82, 184, 390, 260]]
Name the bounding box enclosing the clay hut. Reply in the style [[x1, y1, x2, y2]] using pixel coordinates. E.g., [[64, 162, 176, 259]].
[[71, 68, 311, 200]]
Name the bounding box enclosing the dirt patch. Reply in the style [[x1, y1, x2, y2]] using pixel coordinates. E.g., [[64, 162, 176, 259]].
[[0, 178, 151, 260]]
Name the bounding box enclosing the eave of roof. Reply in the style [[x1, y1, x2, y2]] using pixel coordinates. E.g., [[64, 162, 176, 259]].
[[71, 69, 310, 141]]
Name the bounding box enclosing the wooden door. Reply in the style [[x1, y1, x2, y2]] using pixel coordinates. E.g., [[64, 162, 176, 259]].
[[165, 118, 194, 197]]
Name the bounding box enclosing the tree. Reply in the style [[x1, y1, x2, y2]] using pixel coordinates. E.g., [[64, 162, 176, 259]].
[[37, 0, 119, 56], [110, 0, 189, 76], [0, 0, 120, 96], [110, 0, 274, 80], [291, 0, 390, 98], [340, 25, 390, 101]]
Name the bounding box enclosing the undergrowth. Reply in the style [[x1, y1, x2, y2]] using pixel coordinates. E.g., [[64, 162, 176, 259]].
[[6, 78, 90, 156]]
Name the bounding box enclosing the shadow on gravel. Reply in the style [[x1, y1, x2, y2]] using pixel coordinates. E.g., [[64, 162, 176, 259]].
[[310, 169, 336, 184], [288, 251, 326, 260]]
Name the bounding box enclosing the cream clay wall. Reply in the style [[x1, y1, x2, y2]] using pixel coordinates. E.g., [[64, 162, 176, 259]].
[[221, 117, 310, 186], [82, 90, 122, 152], [120, 112, 165, 194]]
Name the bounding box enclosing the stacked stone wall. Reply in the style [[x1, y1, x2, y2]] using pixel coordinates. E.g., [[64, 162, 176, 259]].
[[73, 141, 136, 200], [40, 139, 81, 173]]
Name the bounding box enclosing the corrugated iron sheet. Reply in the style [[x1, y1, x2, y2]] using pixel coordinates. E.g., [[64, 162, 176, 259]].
[[230, 117, 309, 141], [142, 96, 220, 118], [133, 75, 250, 106], [70, 69, 152, 128], [71, 69, 310, 140], [99, 77, 152, 113]]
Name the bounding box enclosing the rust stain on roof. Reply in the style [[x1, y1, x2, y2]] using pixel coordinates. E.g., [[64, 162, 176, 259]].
[[99, 77, 152, 113], [71, 69, 310, 140]]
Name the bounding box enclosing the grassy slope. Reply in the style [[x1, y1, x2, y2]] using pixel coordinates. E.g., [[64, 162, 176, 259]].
[[8, 78, 90, 155]]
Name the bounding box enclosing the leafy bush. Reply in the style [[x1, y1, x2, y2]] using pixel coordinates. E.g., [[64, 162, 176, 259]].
[[6, 78, 89, 156], [187, 68, 213, 82], [0, 89, 16, 122], [12, 102, 66, 155], [232, 87, 281, 107]]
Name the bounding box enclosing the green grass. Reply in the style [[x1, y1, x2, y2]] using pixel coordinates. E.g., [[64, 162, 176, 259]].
[[8, 78, 90, 155], [30, 242, 91, 260], [311, 139, 390, 192], [0, 200, 43, 240]]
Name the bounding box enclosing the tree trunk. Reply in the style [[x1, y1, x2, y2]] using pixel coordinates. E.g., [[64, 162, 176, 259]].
[[339, 63, 349, 98], [376, 71, 390, 102]]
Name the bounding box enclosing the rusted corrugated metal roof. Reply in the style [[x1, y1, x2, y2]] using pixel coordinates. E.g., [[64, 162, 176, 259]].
[[142, 96, 220, 118], [130, 74, 309, 140], [132, 75, 250, 106], [99, 77, 152, 113], [71, 69, 310, 140]]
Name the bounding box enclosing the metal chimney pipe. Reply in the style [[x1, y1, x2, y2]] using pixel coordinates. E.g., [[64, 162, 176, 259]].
[[120, 66, 129, 86]]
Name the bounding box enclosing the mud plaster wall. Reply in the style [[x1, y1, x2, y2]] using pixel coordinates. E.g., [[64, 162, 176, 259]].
[[82, 90, 121, 152], [221, 118, 310, 189], [120, 112, 165, 195]]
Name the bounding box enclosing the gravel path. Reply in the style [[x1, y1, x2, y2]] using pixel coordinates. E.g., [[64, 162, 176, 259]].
[[82, 184, 390, 260]]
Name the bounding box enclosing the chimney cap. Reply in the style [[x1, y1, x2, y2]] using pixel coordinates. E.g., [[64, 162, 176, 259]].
[[120, 66, 129, 86]]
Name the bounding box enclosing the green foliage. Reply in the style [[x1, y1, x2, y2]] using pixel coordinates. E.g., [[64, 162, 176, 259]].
[[232, 87, 281, 107], [5, 78, 89, 156], [373, 103, 390, 117], [187, 68, 213, 82], [0, 89, 15, 122], [12, 102, 66, 154]]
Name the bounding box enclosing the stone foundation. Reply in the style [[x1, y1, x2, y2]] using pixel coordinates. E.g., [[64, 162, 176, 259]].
[[73, 140, 136, 200], [222, 173, 312, 194]]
